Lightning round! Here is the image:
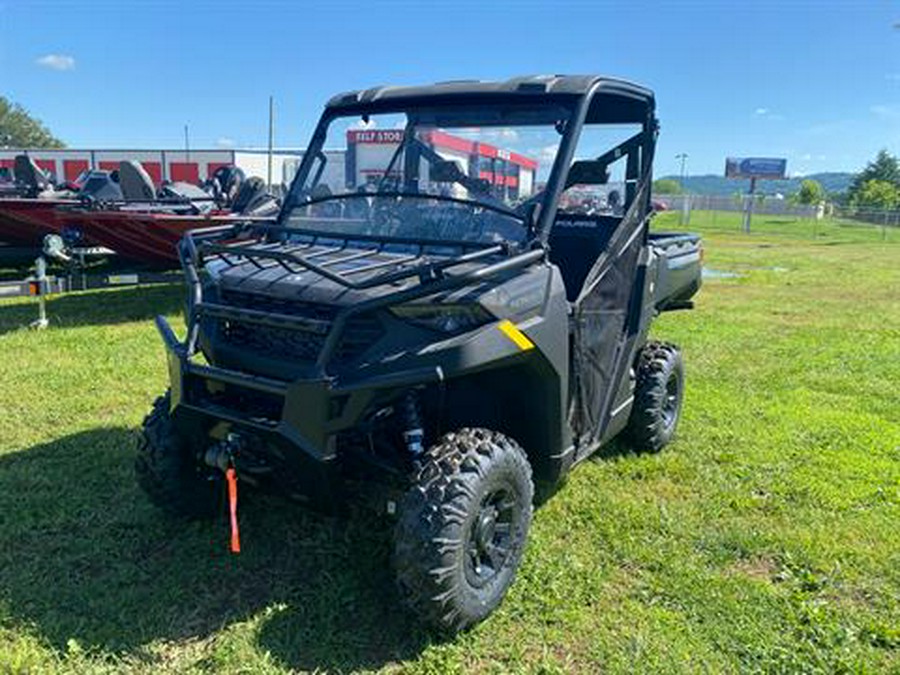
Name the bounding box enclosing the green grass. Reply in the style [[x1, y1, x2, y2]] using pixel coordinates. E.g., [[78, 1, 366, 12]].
[[679, 209, 899, 243], [0, 212, 898, 673]]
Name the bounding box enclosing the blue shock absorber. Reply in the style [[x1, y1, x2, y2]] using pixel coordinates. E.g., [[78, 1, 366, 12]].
[[401, 390, 424, 456]]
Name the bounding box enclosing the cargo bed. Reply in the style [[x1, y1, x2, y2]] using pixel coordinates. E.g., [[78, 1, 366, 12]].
[[649, 232, 702, 310]]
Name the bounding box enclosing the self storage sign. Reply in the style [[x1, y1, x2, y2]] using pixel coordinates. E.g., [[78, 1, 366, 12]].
[[347, 130, 405, 144]]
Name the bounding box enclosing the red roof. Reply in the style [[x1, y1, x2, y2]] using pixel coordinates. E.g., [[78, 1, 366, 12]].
[[348, 128, 537, 171]]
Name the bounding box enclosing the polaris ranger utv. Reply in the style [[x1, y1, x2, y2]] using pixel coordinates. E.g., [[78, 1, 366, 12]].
[[138, 74, 702, 632]]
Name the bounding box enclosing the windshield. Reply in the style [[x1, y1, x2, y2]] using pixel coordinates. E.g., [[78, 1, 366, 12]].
[[284, 104, 572, 245]]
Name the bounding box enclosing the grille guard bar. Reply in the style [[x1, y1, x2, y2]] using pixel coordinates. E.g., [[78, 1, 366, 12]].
[[177, 222, 545, 377]]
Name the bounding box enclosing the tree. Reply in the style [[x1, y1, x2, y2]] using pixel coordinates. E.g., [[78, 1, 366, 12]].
[[0, 97, 65, 148], [849, 149, 899, 201], [652, 178, 682, 195], [852, 179, 900, 210], [796, 179, 825, 205]]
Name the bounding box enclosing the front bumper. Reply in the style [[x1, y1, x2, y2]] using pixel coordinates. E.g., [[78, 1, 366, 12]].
[[158, 314, 451, 506], [159, 313, 446, 441], [158, 305, 536, 433]]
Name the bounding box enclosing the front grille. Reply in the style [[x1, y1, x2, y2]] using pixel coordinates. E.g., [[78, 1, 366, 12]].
[[195, 382, 283, 425], [221, 290, 336, 323], [216, 290, 383, 366]]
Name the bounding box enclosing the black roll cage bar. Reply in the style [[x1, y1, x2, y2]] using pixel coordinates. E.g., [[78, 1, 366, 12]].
[[282, 88, 657, 247]]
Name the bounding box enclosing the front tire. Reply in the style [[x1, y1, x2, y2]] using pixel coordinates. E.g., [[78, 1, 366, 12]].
[[625, 341, 685, 452], [393, 428, 533, 633], [135, 392, 220, 519]]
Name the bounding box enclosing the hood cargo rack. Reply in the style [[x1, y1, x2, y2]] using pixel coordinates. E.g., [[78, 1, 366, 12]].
[[177, 223, 545, 375]]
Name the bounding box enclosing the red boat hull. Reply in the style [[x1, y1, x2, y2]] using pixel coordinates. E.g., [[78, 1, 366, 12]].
[[0, 198, 271, 266], [0, 198, 75, 247], [62, 209, 269, 266]]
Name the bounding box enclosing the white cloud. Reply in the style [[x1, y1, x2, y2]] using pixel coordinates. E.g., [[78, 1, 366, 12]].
[[35, 54, 75, 71], [754, 107, 784, 121], [536, 144, 559, 163], [216, 137, 236, 148], [454, 128, 519, 143], [523, 144, 560, 178], [482, 128, 519, 142], [870, 104, 900, 120]]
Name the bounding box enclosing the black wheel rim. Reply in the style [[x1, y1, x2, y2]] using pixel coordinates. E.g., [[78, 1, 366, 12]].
[[662, 371, 680, 430], [465, 486, 519, 588]]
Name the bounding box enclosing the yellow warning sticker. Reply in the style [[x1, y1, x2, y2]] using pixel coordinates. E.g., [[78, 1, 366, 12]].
[[497, 319, 535, 351]]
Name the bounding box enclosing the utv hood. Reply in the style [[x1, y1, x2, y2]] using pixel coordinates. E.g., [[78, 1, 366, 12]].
[[207, 240, 499, 307]]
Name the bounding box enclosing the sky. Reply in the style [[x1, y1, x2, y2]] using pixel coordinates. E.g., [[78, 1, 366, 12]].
[[1, 0, 898, 178]]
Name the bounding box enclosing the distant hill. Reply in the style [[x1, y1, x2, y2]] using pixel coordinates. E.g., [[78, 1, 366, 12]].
[[657, 172, 853, 196]]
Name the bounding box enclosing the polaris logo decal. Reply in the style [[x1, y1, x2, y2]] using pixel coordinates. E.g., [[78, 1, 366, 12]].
[[557, 220, 597, 229]]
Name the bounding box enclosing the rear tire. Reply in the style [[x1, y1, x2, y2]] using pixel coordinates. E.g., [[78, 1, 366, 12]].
[[625, 341, 684, 452], [393, 428, 533, 633], [135, 392, 220, 519]]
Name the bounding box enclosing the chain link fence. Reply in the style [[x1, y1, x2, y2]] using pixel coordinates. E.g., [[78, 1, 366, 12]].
[[657, 193, 900, 239]]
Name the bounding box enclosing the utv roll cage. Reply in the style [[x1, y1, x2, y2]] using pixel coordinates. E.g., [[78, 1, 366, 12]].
[[170, 74, 656, 405], [284, 74, 657, 244]]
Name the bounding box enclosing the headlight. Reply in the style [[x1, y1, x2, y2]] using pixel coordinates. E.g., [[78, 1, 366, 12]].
[[390, 303, 493, 333]]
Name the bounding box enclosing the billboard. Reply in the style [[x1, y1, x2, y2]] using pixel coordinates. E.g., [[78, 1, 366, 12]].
[[725, 157, 787, 180]]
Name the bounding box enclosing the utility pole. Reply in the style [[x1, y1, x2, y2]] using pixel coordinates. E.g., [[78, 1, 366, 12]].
[[184, 124, 190, 162], [676, 153, 689, 225], [267, 96, 275, 192], [743, 177, 757, 233], [676, 153, 688, 189]]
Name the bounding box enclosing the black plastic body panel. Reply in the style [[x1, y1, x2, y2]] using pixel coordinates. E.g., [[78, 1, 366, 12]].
[[150, 75, 702, 508]]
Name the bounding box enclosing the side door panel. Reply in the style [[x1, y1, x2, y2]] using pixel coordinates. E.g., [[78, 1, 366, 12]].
[[570, 178, 651, 451]]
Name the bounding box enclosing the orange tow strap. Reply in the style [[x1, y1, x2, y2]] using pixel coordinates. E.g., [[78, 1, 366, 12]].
[[225, 467, 241, 554]]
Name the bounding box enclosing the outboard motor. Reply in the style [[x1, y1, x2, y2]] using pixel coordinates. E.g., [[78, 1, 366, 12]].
[[230, 176, 279, 216], [208, 165, 245, 208], [118, 160, 157, 201], [242, 192, 280, 217], [230, 176, 265, 213], [79, 170, 124, 203]]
